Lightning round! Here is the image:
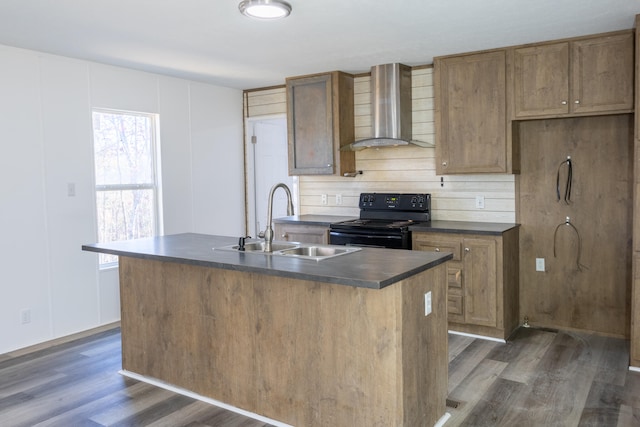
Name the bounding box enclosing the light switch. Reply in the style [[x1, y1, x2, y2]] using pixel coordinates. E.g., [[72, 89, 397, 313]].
[[425, 291, 432, 316]]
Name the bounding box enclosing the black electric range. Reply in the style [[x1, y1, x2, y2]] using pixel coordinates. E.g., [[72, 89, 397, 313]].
[[329, 193, 431, 250]]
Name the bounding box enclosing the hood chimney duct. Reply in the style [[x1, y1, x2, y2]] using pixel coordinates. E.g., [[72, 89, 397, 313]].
[[346, 63, 432, 149], [371, 63, 412, 142]]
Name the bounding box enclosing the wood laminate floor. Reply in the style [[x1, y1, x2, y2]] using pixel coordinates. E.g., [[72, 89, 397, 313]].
[[1, 326, 639, 426]]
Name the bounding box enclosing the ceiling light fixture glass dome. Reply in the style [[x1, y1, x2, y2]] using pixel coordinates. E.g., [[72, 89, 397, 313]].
[[238, 0, 292, 20]]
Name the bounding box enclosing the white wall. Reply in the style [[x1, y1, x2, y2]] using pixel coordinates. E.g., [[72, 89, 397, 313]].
[[0, 45, 244, 354]]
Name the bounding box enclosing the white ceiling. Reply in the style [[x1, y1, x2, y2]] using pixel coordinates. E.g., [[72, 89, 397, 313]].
[[0, 0, 638, 90]]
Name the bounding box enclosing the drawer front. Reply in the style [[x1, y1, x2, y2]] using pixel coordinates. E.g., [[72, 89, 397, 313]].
[[448, 290, 464, 322], [413, 238, 462, 261], [447, 263, 463, 289]]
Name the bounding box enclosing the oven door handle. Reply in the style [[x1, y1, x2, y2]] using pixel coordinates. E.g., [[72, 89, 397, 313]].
[[329, 230, 409, 249]]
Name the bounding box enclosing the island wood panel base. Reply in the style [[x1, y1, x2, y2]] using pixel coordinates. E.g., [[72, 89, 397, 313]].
[[118, 257, 448, 427]]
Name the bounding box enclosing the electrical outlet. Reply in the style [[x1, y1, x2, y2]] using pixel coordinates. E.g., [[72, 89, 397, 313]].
[[20, 308, 31, 324], [536, 258, 545, 272], [424, 291, 432, 316], [321, 194, 328, 205], [336, 194, 343, 205], [475, 195, 485, 209]]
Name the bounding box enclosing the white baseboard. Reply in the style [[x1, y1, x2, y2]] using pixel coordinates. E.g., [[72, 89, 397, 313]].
[[119, 370, 293, 427], [120, 369, 451, 426], [3, 321, 121, 358], [434, 411, 452, 427], [448, 330, 506, 343]]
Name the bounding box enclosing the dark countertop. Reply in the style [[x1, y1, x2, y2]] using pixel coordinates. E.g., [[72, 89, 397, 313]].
[[410, 221, 519, 235], [274, 215, 518, 235], [82, 233, 452, 290], [273, 214, 357, 225]]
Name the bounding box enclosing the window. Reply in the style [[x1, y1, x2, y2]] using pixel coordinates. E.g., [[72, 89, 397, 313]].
[[92, 109, 161, 267]]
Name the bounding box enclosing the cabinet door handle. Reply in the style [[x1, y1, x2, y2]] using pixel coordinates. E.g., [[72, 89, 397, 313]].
[[464, 247, 470, 252], [281, 233, 288, 239], [574, 100, 580, 104], [435, 248, 440, 252], [442, 162, 447, 167], [561, 100, 567, 105]]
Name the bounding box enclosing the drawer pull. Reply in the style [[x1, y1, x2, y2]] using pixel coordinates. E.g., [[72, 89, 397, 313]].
[[435, 248, 440, 252], [464, 247, 470, 252]]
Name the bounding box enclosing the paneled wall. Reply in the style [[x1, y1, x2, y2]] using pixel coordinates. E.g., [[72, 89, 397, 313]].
[[0, 44, 244, 354], [245, 67, 516, 222]]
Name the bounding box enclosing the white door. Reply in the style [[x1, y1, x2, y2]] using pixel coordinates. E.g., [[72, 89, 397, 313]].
[[245, 115, 296, 238]]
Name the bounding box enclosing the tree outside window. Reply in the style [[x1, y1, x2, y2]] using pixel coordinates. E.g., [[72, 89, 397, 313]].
[[92, 110, 161, 267]]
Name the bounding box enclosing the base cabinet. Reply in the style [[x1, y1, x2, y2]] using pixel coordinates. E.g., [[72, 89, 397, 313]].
[[273, 223, 329, 244], [412, 235, 465, 324], [413, 228, 519, 340], [463, 237, 498, 328]]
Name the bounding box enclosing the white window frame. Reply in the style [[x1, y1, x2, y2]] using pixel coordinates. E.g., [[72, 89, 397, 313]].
[[92, 108, 162, 269]]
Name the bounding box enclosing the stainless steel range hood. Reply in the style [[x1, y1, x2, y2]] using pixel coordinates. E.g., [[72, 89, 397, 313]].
[[346, 63, 433, 150]]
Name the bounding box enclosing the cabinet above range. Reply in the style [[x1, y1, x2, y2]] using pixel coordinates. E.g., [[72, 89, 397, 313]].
[[286, 71, 355, 176]]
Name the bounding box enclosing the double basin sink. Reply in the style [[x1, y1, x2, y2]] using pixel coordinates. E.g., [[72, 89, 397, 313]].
[[216, 240, 361, 261]]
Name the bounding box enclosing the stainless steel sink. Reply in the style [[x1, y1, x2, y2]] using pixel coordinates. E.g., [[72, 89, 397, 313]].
[[215, 241, 360, 260], [278, 245, 360, 260]]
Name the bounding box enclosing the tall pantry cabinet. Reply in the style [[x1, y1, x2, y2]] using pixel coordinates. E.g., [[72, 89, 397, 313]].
[[631, 16, 640, 369], [434, 26, 635, 342]]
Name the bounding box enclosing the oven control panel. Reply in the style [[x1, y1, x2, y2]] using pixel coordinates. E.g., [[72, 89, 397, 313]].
[[359, 193, 430, 211]]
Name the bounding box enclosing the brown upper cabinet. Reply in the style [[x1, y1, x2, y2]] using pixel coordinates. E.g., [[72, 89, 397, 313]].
[[513, 31, 634, 119], [286, 71, 355, 176], [435, 50, 515, 174]]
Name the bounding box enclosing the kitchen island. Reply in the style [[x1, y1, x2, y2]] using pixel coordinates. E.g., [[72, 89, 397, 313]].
[[83, 233, 452, 427]]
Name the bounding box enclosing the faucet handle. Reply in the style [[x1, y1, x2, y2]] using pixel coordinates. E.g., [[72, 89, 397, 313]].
[[258, 230, 265, 239]]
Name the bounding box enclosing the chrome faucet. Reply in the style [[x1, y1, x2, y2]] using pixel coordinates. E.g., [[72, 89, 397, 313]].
[[260, 183, 294, 252]]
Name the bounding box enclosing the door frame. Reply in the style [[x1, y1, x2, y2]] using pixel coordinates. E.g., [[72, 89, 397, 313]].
[[243, 114, 298, 237]]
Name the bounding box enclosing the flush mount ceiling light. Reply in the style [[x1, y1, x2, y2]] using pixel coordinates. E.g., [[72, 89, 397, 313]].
[[239, 0, 292, 20]]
